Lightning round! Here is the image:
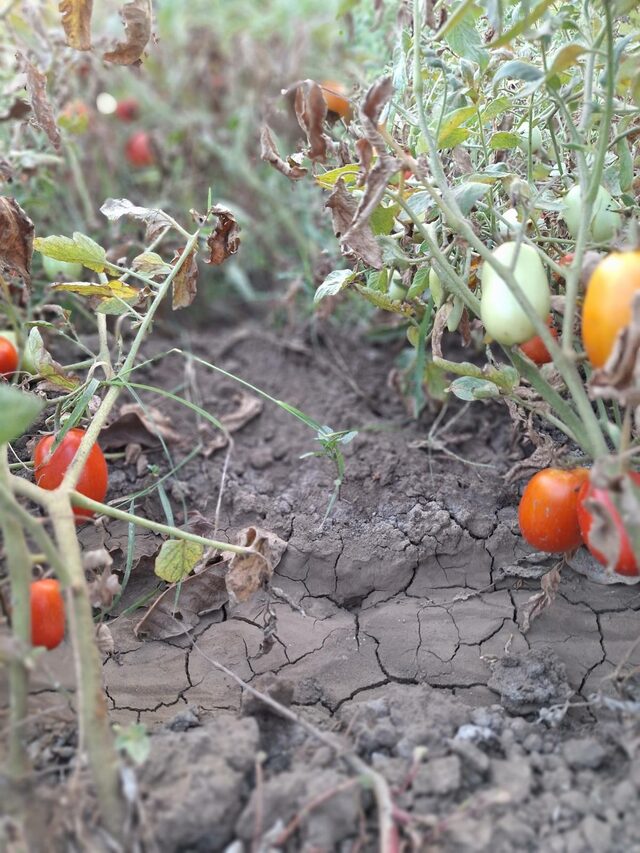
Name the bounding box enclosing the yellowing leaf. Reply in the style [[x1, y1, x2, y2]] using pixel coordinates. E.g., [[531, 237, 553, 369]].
[[51, 280, 139, 299], [59, 0, 93, 50], [34, 233, 114, 274], [548, 44, 587, 75], [155, 539, 204, 583]]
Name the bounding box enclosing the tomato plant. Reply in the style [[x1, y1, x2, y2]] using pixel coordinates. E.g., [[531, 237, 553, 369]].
[[577, 473, 640, 577], [125, 130, 155, 167], [30, 578, 65, 650], [519, 317, 558, 365], [33, 428, 108, 518], [518, 468, 589, 553], [0, 336, 18, 378], [320, 80, 351, 120], [115, 97, 140, 122], [581, 251, 640, 368]]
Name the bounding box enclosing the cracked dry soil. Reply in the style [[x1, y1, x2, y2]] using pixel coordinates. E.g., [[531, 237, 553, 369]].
[[4, 322, 640, 852]]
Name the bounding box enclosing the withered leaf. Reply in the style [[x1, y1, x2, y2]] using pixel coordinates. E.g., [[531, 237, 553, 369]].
[[590, 293, 640, 407], [171, 246, 198, 310], [224, 526, 287, 603], [155, 538, 204, 583], [134, 563, 229, 640], [100, 403, 183, 450], [0, 196, 33, 293], [25, 327, 80, 391], [205, 205, 241, 266], [355, 138, 373, 187], [431, 302, 453, 359], [0, 99, 30, 122], [96, 623, 115, 655], [260, 125, 307, 181], [203, 391, 263, 456], [325, 178, 383, 269], [103, 0, 152, 66], [15, 53, 61, 150], [59, 0, 93, 50], [100, 198, 173, 242], [294, 79, 328, 161], [360, 75, 394, 125], [519, 565, 561, 633]]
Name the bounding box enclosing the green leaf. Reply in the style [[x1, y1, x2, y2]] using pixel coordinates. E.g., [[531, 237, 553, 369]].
[[407, 268, 430, 299], [448, 376, 501, 401], [437, 106, 477, 147], [617, 137, 633, 193], [434, 0, 480, 40], [493, 61, 544, 84], [34, 233, 115, 274], [480, 95, 512, 124], [489, 131, 520, 150], [404, 191, 436, 217], [548, 43, 587, 75], [315, 165, 359, 190], [437, 128, 471, 150], [370, 203, 399, 236], [314, 269, 356, 303], [489, 0, 556, 48], [0, 386, 44, 444], [354, 284, 416, 318], [444, 8, 488, 69], [452, 181, 490, 215], [154, 539, 204, 583]]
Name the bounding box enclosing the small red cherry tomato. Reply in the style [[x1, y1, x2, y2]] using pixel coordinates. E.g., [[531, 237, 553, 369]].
[[115, 97, 140, 122], [33, 428, 108, 519], [518, 468, 589, 553], [519, 316, 559, 365], [576, 472, 640, 577], [0, 336, 19, 378], [30, 579, 65, 650], [125, 131, 155, 167]]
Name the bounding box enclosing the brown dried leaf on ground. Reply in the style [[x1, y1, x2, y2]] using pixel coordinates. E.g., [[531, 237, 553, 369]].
[[294, 79, 328, 161], [205, 205, 241, 266], [15, 53, 61, 150], [0, 196, 33, 293], [224, 527, 287, 603], [103, 0, 152, 65], [202, 391, 263, 456], [59, 0, 93, 50], [100, 403, 183, 450], [134, 563, 229, 639], [171, 245, 198, 310], [590, 293, 640, 408], [260, 126, 307, 181], [519, 565, 561, 633]]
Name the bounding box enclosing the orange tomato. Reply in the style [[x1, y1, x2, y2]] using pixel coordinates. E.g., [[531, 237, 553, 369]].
[[582, 251, 640, 368], [519, 317, 558, 365], [518, 468, 589, 553], [320, 80, 351, 120], [30, 579, 65, 650], [0, 337, 19, 378]]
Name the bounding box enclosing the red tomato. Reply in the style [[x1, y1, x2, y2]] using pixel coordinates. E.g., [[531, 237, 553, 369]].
[[519, 317, 559, 365], [30, 579, 65, 650], [33, 428, 108, 519], [0, 337, 18, 378], [125, 131, 155, 167], [320, 80, 352, 120], [115, 97, 140, 122], [576, 473, 640, 577], [518, 468, 589, 553]]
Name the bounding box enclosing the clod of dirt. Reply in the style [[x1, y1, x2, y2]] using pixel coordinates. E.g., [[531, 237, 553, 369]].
[[486, 646, 573, 714]]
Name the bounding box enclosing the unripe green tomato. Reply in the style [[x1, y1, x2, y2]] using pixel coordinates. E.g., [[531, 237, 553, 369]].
[[42, 256, 84, 281], [517, 122, 544, 154], [429, 268, 444, 307], [480, 242, 550, 346], [388, 279, 407, 302], [562, 185, 621, 243]]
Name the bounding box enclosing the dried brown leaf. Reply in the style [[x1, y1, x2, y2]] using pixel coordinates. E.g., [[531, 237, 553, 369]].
[[100, 198, 173, 243], [356, 138, 373, 187], [0, 196, 33, 293], [519, 565, 561, 633], [171, 246, 198, 310], [224, 526, 287, 604], [101, 403, 182, 450], [431, 302, 452, 359], [15, 53, 61, 150], [103, 0, 152, 66], [590, 293, 640, 407], [260, 125, 307, 181], [59, 0, 93, 50], [96, 623, 115, 655], [0, 99, 30, 122], [205, 205, 241, 266], [325, 178, 383, 269], [88, 568, 121, 609], [294, 79, 328, 161], [203, 391, 263, 456], [360, 75, 394, 125]]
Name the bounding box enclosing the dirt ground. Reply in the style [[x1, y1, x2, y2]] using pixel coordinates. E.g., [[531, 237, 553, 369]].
[[2, 318, 640, 852]]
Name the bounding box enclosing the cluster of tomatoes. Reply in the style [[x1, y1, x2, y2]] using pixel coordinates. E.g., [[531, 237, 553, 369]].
[[514, 249, 640, 578]]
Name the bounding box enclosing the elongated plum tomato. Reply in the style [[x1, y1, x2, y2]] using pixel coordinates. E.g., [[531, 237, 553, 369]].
[[519, 316, 558, 365], [480, 242, 550, 346], [0, 336, 18, 378], [320, 80, 351, 120], [30, 579, 65, 650], [563, 185, 621, 243], [577, 473, 640, 577], [519, 468, 589, 553], [581, 251, 640, 368], [125, 130, 155, 167], [33, 428, 108, 519]]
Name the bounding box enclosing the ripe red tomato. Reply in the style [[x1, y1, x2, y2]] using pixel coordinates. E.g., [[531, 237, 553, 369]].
[[33, 428, 108, 519], [582, 251, 640, 368], [576, 473, 640, 577], [125, 131, 155, 167], [115, 97, 140, 122], [30, 579, 65, 650], [0, 336, 18, 378], [519, 317, 558, 365], [518, 468, 589, 553], [320, 80, 352, 120]]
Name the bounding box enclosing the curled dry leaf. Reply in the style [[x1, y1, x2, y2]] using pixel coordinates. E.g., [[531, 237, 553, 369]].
[[224, 526, 287, 604], [95, 623, 115, 656], [103, 0, 152, 66], [135, 563, 230, 640], [171, 246, 198, 310], [260, 125, 307, 181], [0, 196, 33, 294], [205, 205, 241, 266], [294, 79, 328, 161], [518, 565, 561, 633], [0, 99, 31, 122], [100, 403, 183, 450], [88, 568, 121, 610], [355, 138, 373, 187], [82, 548, 113, 573], [325, 178, 382, 269], [100, 198, 173, 243], [590, 293, 640, 408], [431, 302, 453, 359], [202, 391, 263, 456], [25, 326, 80, 390], [15, 53, 61, 150], [59, 0, 93, 50]]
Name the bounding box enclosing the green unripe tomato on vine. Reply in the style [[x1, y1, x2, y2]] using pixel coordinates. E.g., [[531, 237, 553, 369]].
[[562, 185, 621, 243], [480, 242, 550, 346], [42, 256, 84, 281]]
